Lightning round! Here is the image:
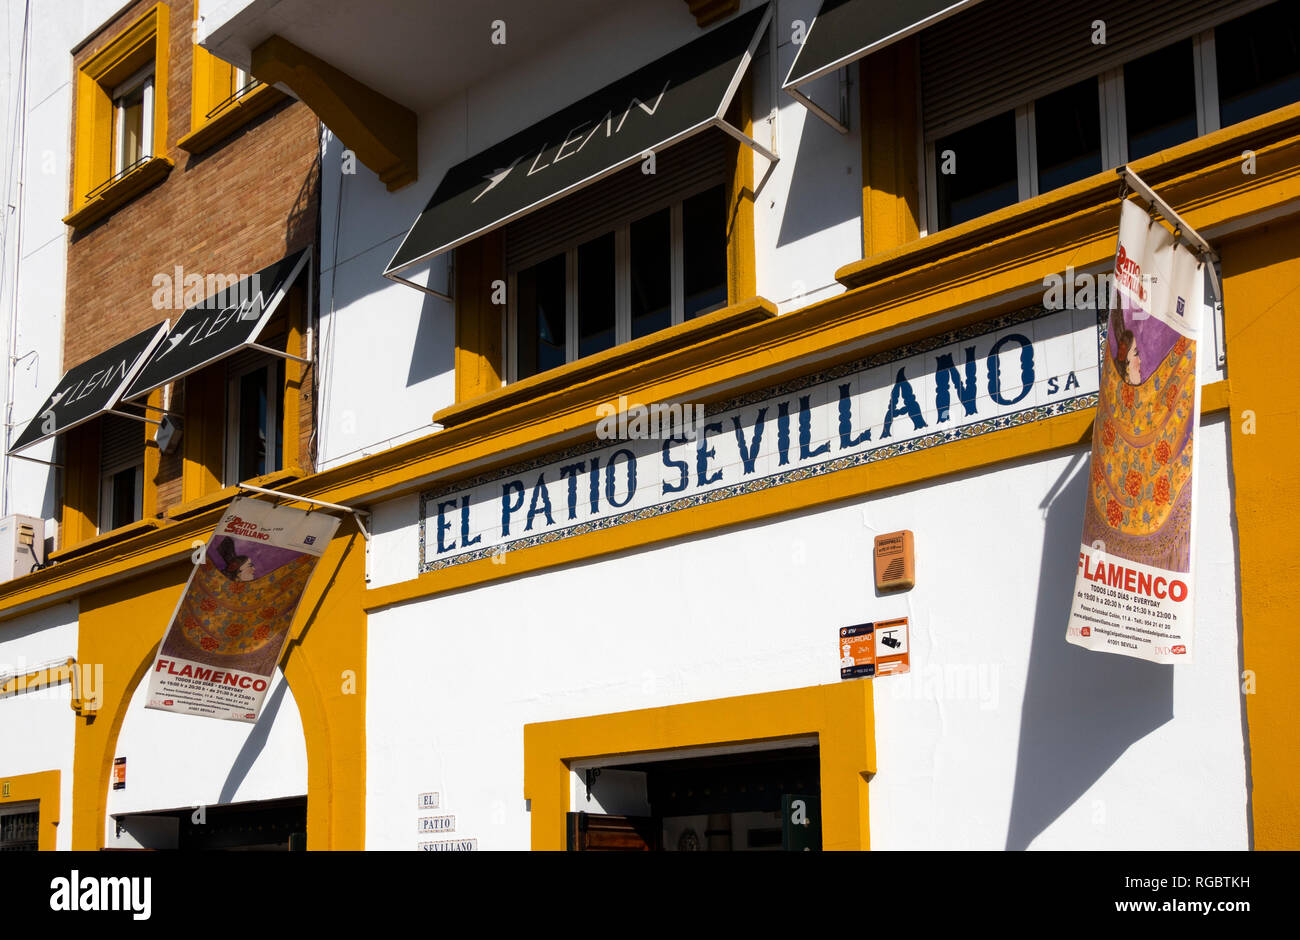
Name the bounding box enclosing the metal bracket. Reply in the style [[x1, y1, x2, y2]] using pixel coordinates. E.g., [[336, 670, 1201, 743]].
[[106, 408, 162, 427], [784, 67, 850, 135], [383, 255, 455, 303], [7, 452, 63, 468], [713, 115, 781, 163], [236, 482, 371, 542], [1116, 166, 1226, 367], [1116, 166, 1216, 259], [247, 342, 312, 365]]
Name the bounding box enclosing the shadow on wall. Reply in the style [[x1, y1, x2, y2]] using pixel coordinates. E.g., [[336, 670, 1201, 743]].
[[217, 674, 290, 804], [408, 288, 453, 387], [775, 74, 860, 249], [1004, 449, 1174, 850]]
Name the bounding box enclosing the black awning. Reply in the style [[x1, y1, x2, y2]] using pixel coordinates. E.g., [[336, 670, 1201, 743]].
[[8, 321, 169, 454], [122, 249, 310, 401], [384, 3, 773, 284], [783, 0, 981, 129]]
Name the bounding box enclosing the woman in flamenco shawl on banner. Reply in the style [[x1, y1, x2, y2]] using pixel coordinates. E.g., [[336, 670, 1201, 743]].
[[1080, 301, 1197, 574], [159, 535, 316, 676]]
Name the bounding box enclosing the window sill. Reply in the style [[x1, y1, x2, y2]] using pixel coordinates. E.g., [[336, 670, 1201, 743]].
[[837, 100, 1300, 290], [49, 518, 168, 564], [434, 296, 778, 429], [178, 82, 286, 154], [62, 155, 173, 232], [164, 467, 304, 522]]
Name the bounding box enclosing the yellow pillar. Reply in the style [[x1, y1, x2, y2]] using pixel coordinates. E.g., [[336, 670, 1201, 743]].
[[1221, 215, 1300, 849]]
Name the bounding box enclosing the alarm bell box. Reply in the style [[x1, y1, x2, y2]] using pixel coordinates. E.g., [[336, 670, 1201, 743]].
[[873, 530, 914, 591], [0, 514, 44, 584]]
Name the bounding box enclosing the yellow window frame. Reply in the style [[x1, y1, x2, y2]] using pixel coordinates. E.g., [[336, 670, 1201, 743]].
[[524, 681, 875, 851], [64, 3, 173, 231], [180, 1, 285, 154]]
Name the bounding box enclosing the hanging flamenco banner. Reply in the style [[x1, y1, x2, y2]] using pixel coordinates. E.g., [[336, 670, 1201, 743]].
[[1067, 198, 1204, 664], [146, 497, 341, 722]]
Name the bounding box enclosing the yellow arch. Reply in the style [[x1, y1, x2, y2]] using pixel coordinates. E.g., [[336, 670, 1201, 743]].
[[71, 524, 366, 850]]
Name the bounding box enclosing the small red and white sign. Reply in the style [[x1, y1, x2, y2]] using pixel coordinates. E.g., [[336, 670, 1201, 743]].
[[839, 618, 910, 680]]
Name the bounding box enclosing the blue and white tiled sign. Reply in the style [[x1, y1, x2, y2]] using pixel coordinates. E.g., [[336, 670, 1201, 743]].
[[419, 304, 1102, 571]]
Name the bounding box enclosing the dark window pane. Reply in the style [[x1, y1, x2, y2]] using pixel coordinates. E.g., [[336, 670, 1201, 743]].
[[682, 185, 727, 319], [1216, 2, 1300, 128], [238, 367, 269, 481], [516, 254, 566, 379], [110, 467, 137, 529], [1125, 40, 1197, 160], [577, 233, 616, 358], [1036, 77, 1102, 193], [934, 110, 1018, 229], [630, 208, 672, 339]]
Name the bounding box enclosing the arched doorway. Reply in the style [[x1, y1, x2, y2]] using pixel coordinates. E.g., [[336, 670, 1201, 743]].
[[103, 667, 308, 850]]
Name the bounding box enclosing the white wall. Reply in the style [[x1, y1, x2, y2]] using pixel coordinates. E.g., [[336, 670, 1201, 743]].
[[364, 414, 1246, 850], [104, 666, 308, 846], [0, 0, 138, 541], [0, 601, 79, 850], [314, 0, 866, 469]]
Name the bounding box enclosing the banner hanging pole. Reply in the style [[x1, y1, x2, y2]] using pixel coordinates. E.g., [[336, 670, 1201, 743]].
[[1118, 166, 1225, 366], [1116, 166, 1216, 259], [237, 482, 371, 541]]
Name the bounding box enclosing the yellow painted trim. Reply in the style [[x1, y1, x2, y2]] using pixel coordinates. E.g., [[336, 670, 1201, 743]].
[[70, 527, 367, 850], [166, 468, 304, 521], [66, 3, 170, 229], [281, 288, 306, 471], [62, 156, 173, 231], [524, 681, 874, 850], [726, 70, 756, 303], [251, 34, 416, 191], [452, 232, 505, 404], [179, 78, 284, 154], [437, 296, 777, 428], [859, 39, 920, 257], [182, 3, 287, 154], [1220, 215, 1300, 849], [0, 770, 61, 851], [50, 518, 167, 564], [59, 420, 100, 552], [181, 365, 225, 503], [142, 390, 163, 520]]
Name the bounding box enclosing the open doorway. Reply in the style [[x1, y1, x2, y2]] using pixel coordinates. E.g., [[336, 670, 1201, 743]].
[[568, 742, 821, 851]]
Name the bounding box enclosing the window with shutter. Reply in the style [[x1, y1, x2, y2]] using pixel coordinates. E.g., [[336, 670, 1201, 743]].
[[919, 0, 1295, 231], [505, 131, 734, 382], [223, 347, 285, 486], [98, 414, 144, 532]]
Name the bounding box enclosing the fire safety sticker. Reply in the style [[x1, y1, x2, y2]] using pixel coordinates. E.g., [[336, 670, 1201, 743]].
[[839, 618, 910, 680]]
